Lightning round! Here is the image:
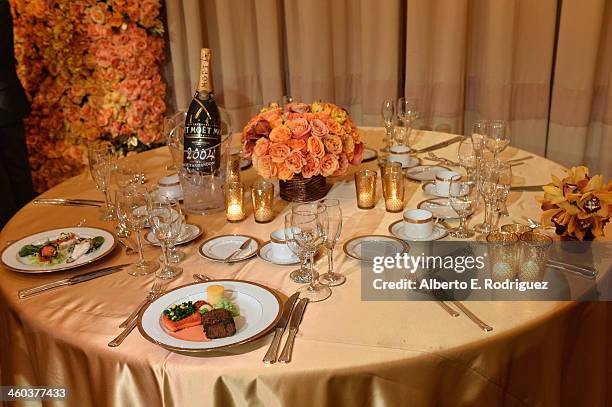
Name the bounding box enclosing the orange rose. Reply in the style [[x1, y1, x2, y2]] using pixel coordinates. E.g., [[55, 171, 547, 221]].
[[261, 108, 282, 123], [320, 154, 339, 177], [351, 128, 361, 143], [277, 162, 294, 181], [333, 153, 349, 176], [288, 138, 307, 153], [253, 137, 271, 157], [269, 142, 291, 163], [310, 118, 329, 137], [254, 155, 277, 179], [343, 134, 355, 154], [285, 150, 305, 173], [286, 118, 311, 139], [269, 125, 292, 143], [302, 154, 321, 178], [326, 118, 343, 135], [323, 134, 343, 155], [307, 135, 325, 158]]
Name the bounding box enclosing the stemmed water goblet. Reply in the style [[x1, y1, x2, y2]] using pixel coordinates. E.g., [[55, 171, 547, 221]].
[[148, 198, 183, 279], [397, 97, 418, 146], [88, 142, 117, 221], [448, 178, 478, 238], [318, 199, 345, 287], [457, 138, 478, 181], [112, 160, 140, 237], [290, 203, 331, 302], [494, 162, 512, 220], [381, 99, 395, 152], [116, 186, 159, 276], [474, 159, 500, 234], [486, 120, 510, 160], [284, 212, 311, 283]]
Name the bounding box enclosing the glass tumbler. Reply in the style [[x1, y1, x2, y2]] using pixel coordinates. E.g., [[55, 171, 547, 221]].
[[354, 169, 377, 209], [486, 231, 519, 282], [251, 180, 274, 223], [518, 231, 552, 282]]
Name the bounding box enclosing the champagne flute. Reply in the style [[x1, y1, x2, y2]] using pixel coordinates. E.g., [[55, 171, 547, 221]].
[[448, 178, 478, 238], [148, 198, 183, 279], [318, 199, 345, 287], [474, 159, 499, 234], [88, 142, 117, 221], [381, 99, 395, 152], [291, 203, 331, 302], [486, 120, 510, 160], [116, 186, 159, 276], [471, 120, 488, 153]]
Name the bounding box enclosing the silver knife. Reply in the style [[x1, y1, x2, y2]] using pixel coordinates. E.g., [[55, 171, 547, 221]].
[[33, 199, 102, 207], [263, 292, 300, 364], [35, 198, 104, 204], [510, 185, 547, 192], [547, 261, 598, 279], [18, 263, 129, 299], [278, 298, 309, 364], [414, 136, 464, 153]]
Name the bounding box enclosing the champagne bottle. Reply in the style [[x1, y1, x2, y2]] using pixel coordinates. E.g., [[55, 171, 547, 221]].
[[184, 48, 222, 174]]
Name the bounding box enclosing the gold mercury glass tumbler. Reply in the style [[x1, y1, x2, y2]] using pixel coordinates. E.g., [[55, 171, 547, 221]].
[[381, 162, 404, 213], [355, 169, 377, 209], [486, 231, 519, 282], [518, 231, 552, 282], [228, 153, 242, 183], [251, 179, 274, 223], [224, 181, 246, 222]]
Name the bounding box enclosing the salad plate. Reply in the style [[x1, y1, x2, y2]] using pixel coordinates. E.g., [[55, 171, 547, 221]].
[[198, 235, 260, 263], [1, 227, 116, 273], [361, 147, 378, 163], [388, 220, 449, 242], [343, 235, 409, 262], [138, 280, 282, 353], [257, 241, 300, 265], [144, 224, 203, 246]]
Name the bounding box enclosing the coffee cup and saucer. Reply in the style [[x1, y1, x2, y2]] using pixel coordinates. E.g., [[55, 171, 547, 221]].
[[421, 170, 464, 198], [257, 228, 300, 265], [388, 209, 448, 242]]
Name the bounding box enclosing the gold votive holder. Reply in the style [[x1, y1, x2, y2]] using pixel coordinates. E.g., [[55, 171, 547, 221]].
[[228, 153, 242, 183], [500, 223, 532, 236], [355, 169, 377, 209], [382, 164, 404, 213], [251, 179, 274, 223], [224, 181, 246, 222], [486, 231, 519, 281], [518, 231, 552, 282]]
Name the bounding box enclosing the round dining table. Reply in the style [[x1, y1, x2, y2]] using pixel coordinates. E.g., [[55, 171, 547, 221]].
[[0, 128, 610, 407]]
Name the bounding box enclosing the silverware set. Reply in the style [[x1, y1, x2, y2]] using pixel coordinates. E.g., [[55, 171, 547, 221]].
[[263, 293, 308, 364], [33, 198, 104, 207], [224, 238, 253, 262]]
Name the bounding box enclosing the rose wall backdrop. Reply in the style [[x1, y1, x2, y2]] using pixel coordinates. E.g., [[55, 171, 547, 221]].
[[9, 0, 167, 192]]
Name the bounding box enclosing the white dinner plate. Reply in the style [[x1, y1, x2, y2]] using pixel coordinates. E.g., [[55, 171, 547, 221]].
[[257, 241, 300, 265], [342, 235, 409, 262], [417, 198, 460, 220], [388, 220, 449, 242], [144, 224, 203, 246], [405, 165, 450, 182], [1, 227, 116, 273], [138, 280, 282, 353], [362, 147, 378, 163], [198, 235, 260, 263], [421, 181, 467, 198]]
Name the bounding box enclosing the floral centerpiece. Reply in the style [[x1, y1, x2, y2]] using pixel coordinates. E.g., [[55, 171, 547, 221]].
[[241, 102, 364, 201], [538, 166, 611, 241]]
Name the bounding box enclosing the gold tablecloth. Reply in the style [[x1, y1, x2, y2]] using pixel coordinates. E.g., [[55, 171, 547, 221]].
[[1, 128, 610, 407]]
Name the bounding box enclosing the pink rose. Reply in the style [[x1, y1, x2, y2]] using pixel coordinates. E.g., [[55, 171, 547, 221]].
[[269, 125, 292, 143], [277, 162, 294, 181], [119, 79, 140, 101], [254, 119, 271, 136], [286, 118, 311, 140], [323, 134, 343, 155], [242, 140, 255, 158], [253, 137, 270, 157], [269, 143, 291, 163], [310, 118, 329, 137], [88, 5, 106, 24], [302, 154, 321, 178], [126, 101, 146, 129], [285, 150, 305, 173], [97, 108, 113, 127], [286, 102, 310, 114], [333, 153, 349, 176], [350, 142, 364, 165], [307, 135, 325, 159], [253, 155, 277, 179], [320, 154, 339, 177]]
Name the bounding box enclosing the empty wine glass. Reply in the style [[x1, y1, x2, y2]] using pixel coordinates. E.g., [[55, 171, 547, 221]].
[[290, 203, 331, 302], [474, 159, 500, 234], [495, 162, 512, 219], [88, 142, 117, 221], [284, 212, 312, 283], [457, 138, 477, 180], [448, 178, 478, 238], [486, 120, 510, 159], [148, 198, 183, 279], [381, 99, 395, 152], [164, 111, 185, 171], [471, 120, 488, 153], [166, 210, 186, 264], [318, 199, 345, 287], [116, 186, 158, 276], [397, 97, 418, 146]]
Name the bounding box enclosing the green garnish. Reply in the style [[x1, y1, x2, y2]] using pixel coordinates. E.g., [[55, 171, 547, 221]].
[[163, 301, 197, 321], [19, 244, 43, 257], [87, 236, 105, 253], [215, 299, 239, 317], [199, 307, 208, 315]]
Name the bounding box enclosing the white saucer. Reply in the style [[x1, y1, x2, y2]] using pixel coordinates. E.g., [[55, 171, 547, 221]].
[[405, 165, 450, 182], [388, 220, 449, 241], [257, 242, 300, 265], [342, 235, 409, 262], [421, 181, 467, 198], [362, 147, 378, 163], [417, 198, 460, 220], [144, 223, 203, 246], [198, 234, 260, 263]]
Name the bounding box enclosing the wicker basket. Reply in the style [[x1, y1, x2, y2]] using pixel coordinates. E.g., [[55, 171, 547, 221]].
[[279, 174, 330, 202]]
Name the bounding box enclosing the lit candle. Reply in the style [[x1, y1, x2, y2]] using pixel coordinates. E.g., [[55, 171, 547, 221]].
[[225, 181, 246, 222], [251, 179, 274, 223], [226, 202, 244, 222], [385, 197, 404, 212], [355, 169, 377, 209]]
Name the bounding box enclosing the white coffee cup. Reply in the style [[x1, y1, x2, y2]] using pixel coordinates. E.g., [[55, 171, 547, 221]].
[[269, 228, 296, 260], [434, 170, 461, 197], [157, 175, 184, 201], [402, 209, 434, 238], [389, 146, 418, 168]]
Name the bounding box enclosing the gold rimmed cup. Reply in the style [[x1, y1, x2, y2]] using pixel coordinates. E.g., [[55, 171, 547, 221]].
[[251, 179, 274, 223], [228, 153, 242, 183], [355, 169, 377, 209], [486, 231, 519, 282], [224, 181, 246, 222], [518, 231, 552, 282]]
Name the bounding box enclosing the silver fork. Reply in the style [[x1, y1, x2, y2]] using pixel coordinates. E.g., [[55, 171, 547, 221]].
[[118, 281, 164, 328]]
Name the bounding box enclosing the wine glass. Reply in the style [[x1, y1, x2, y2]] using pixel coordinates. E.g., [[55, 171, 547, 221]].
[[397, 97, 418, 146], [166, 210, 186, 264], [164, 111, 185, 171], [88, 142, 117, 221], [112, 160, 141, 237], [486, 120, 510, 159], [474, 159, 499, 234], [318, 199, 345, 287], [284, 212, 312, 283], [290, 203, 331, 302], [457, 138, 477, 180], [495, 162, 512, 219], [381, 99, 395, 152], [116, 186, 159, 276], [471, 120, 488, 153], [148, 198, 183, 279], [448, 178, 478, 238]]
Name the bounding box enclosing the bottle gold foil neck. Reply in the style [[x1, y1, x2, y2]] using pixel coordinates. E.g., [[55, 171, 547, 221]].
[[197, 48, 212, 93]]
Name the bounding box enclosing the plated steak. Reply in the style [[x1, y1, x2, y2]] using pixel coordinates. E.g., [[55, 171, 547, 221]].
[[201, 308, 236, 339]]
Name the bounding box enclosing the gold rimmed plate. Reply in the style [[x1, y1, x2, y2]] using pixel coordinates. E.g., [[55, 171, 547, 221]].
[[144, 224, 204, 247], [405, 165, 450, 182], [388, 220, 449, 242], [1, 227, 116, 274], [198, 234, 260, 263], [137, 280, 282, 354], [417, 197, 460, 220], [342, 235, 409, 262], [361, 147, 378, 163]]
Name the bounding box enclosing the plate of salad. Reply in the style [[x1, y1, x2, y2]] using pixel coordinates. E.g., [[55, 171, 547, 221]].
[[1, 227, 116, 273]]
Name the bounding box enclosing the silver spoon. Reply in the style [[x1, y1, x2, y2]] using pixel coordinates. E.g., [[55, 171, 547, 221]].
[[193, 273, 212, 282]]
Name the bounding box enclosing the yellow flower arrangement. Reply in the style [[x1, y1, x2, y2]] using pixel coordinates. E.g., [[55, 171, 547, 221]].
[[538, 166, 612, 241]]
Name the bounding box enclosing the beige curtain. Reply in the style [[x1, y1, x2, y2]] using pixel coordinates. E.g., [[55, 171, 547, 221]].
[[165, 0, 611, 176]]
